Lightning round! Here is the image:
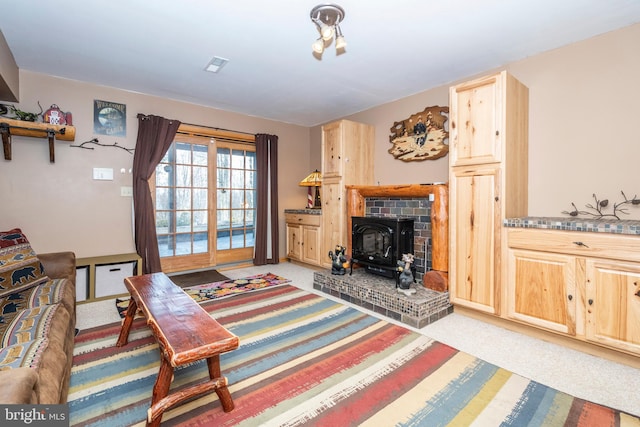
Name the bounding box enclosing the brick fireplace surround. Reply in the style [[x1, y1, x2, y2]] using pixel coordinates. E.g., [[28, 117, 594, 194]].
[[313, 184, 452, 328]]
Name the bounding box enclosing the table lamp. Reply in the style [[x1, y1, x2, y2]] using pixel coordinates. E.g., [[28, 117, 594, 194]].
[[299, 169, 322, 208]]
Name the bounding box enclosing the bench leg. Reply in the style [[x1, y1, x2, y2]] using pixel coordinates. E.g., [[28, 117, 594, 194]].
[[116, 299, 138, 347], [147, 358, 174, 427], [207, 355, 235, 412]]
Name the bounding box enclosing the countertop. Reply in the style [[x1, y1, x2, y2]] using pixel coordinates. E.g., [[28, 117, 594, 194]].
[[284, 208, 322, 215], [504, 216, 640, 235]]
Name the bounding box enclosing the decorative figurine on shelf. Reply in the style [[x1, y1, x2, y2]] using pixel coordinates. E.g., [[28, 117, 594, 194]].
[[397, 253, 417, 296], [329, 245, 348, 275]]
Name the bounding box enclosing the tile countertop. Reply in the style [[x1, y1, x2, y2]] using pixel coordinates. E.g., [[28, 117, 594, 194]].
[[284, 208, 322, 215], [504, 217, 640, 235]]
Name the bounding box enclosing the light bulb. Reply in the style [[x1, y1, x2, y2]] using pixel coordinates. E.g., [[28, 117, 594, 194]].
[[320, 24, 335, 41], [335, 35, 346, 50], [312, 38, 325, 54]]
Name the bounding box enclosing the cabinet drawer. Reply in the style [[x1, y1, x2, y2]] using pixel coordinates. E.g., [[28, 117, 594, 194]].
[[285, 213, 321, 227], [94, 261, 138, 298], [507, 228, 640, 263]]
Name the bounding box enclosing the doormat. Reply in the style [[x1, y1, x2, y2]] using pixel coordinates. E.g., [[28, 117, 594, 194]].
[[115, 272, 290, 318]]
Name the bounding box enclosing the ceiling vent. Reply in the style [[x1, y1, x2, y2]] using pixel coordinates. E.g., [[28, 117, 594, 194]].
[[204, 56, 229, 73]]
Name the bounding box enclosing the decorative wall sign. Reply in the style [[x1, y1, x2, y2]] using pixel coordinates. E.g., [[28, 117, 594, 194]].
[[388, 106, 449, 161], [93, 100, 126, 136]]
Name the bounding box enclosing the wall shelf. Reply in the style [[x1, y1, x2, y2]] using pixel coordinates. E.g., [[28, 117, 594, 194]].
[[0, 117, 76, 163]]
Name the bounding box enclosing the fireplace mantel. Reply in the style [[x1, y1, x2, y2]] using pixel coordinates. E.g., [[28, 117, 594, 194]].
[[346, 183, 448, 290]]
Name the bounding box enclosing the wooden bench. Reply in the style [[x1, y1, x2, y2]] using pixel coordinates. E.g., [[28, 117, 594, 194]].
[[116, 272, 239, 427]]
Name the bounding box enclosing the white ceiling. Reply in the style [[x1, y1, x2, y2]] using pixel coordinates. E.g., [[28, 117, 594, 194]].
[[1, 0, 640, 127]]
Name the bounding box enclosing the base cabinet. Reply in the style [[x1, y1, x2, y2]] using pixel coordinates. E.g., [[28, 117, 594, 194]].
[[285, 212, 322, 267], [585, 259, 640, 354], [507, 249, 577, 335], [507, 228, 640, 357]]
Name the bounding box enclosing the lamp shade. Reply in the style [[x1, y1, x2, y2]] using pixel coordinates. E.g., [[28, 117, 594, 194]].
[[299, 169, 322, 187]]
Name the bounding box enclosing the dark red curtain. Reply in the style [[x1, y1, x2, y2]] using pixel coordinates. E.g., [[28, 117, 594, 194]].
[[253, 134, 279, 265], [132, 114, 181, 274]]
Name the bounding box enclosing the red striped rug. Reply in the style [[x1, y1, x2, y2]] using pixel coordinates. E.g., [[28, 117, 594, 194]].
[[69, 285, 639, 426]]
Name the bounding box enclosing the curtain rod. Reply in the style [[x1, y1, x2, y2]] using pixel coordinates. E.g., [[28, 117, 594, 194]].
[[136, 115, 255, 137], [181, 121, 256, 137]]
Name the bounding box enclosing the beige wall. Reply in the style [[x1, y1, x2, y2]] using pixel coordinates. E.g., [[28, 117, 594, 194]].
[[0, 71, 310, 257], [314, 22, 640, 220], [3, 22, 639, 261]]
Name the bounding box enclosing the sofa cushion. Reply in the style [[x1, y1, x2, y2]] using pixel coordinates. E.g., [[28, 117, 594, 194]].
[[0, 367, 38, 404], [0, 304, 70, 349], [0, 278, 74, 317], [0, 337, 68, 404], [0, 228, 49, 298], [0, 337, 50, 369]]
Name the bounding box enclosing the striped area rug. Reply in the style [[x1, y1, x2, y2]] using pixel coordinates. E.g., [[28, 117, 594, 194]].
[[69, 285, 639, 427]]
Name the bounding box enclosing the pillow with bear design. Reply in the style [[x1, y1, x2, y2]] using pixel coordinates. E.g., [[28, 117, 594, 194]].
[[0, 229, 49, 298]]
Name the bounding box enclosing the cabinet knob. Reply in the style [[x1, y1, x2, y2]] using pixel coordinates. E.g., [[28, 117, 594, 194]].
[[567, 295, 573, 301], [588, 299, 594, 305], [573, 241, 589, 248], [635, 290, 640, 297]]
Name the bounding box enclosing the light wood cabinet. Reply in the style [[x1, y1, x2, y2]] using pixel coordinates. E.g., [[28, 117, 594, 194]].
[[448, 71, 529, 315], [321, 120, 374, 268], [507, 248, 577, 335], [507, 227, 640, 356], [285, 213, 322, 266], [585, 259, 640, 355]]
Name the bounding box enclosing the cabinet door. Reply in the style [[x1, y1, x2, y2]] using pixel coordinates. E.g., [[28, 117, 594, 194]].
[[507, 249, 576, 335], [302, 225, 321, 266], [450, 73, 502, 166], [585, 259, 640, 355], [449, 166, 500, 314], [322, 121, 343, 178], [286, 224, 302, 260]]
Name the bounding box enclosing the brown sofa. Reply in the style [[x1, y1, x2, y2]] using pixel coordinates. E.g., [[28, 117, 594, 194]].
[[0, 250, 77, 404]]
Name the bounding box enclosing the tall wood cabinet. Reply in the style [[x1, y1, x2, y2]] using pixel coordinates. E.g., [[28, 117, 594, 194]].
[[321, 120, 374, 268], [448, 71, 529, 315]]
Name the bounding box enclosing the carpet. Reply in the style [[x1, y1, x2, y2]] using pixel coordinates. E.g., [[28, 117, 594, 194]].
[[115, 272, 290, 318], [70, 285, 639, 427]]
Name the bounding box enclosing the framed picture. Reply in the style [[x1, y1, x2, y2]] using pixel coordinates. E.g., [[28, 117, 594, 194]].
[[93, 100, 126, 136]]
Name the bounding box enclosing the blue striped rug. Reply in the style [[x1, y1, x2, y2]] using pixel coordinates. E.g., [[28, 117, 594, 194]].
[[69, 285, 639, 426]]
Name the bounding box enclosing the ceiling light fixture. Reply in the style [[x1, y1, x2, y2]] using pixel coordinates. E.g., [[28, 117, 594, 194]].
[[310, 4, 346, 56]]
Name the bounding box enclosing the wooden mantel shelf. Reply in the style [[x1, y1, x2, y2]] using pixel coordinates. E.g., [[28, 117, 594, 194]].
[[0, 117, 76, 163]]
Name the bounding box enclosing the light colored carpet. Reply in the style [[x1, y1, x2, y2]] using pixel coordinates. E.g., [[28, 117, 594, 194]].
[[76, 261, 640, 417]]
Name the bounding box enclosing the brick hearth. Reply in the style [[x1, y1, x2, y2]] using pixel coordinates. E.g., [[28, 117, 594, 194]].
[[313, 269, 452, 328]]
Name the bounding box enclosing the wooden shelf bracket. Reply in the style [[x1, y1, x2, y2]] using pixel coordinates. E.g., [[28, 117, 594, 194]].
[[0, 117, 76, 163]]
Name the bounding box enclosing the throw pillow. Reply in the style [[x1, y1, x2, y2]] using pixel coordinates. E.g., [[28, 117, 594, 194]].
[[0, 229, 49, 298]]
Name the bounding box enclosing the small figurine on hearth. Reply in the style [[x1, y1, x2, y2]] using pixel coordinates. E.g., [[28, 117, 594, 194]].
[[328, 245, 348, 275], [397, 253, 417, 296]]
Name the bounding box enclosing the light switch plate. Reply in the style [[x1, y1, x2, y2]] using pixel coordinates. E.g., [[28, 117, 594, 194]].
[[120, 186, 133, 197], [93, 168, 114, 180]]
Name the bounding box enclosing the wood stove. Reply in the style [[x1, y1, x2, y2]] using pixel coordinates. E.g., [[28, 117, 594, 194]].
[[350, 216, 414, 279]]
